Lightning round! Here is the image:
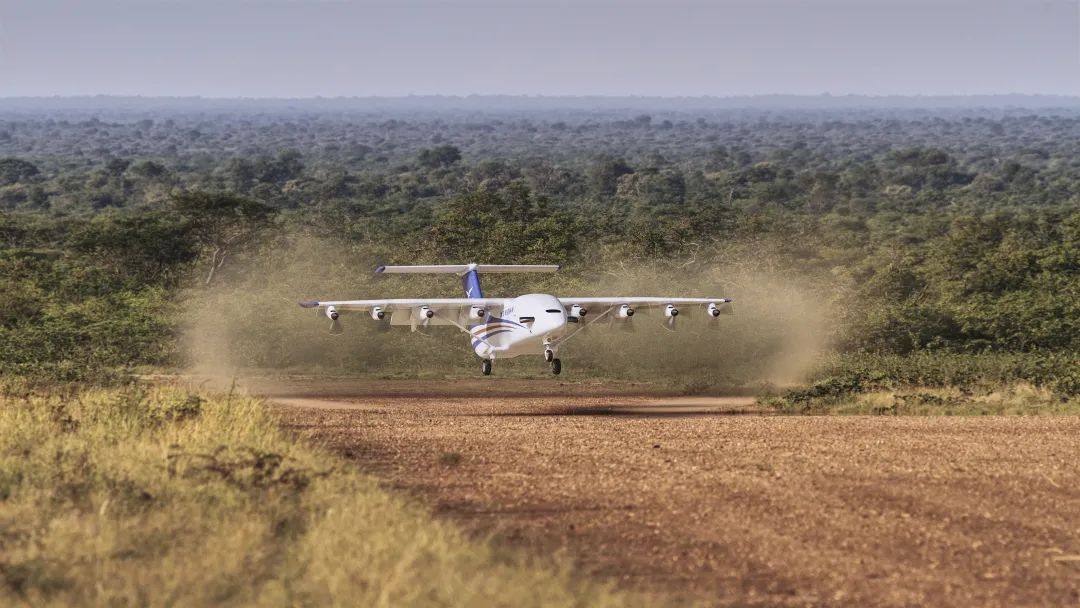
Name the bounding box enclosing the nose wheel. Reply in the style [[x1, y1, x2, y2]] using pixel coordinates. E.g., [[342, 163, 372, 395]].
[[550, 358, 561, 375], [482, 360, 492, 375]]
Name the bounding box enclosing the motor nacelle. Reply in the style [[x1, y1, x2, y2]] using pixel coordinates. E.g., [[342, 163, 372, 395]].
[[617, 304, 635, 319], [370, 306, 385, 321], [569, 304, 588, 319], [470, 306, 486, 320], [419, 305, 434, 319], [664, 304, 679, 318], [325, 305, 343, 335], [708, 300, 734, 317]]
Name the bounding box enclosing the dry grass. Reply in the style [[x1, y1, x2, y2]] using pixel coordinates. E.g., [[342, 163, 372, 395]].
[[781, 382, 1080, 415], [0, 384, 649, 607]]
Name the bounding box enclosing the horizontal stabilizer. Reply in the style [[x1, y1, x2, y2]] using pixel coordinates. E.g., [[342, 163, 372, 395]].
[[475, 264, 560, 273], [375, 263, 559, 275]]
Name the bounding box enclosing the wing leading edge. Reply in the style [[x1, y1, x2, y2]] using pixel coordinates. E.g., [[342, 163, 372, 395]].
[[299, 298, 510, 311], [557, 297, 733, 308]]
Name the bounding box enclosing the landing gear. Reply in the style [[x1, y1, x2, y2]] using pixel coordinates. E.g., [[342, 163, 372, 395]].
[[544, 348, 555, 362], [550, 358, 562, 375], [482, 360, 492, 376]]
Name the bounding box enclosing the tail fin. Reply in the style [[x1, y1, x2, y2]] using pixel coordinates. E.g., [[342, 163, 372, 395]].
[[462, 268, 483, 298], [374, 263, 560, 299]]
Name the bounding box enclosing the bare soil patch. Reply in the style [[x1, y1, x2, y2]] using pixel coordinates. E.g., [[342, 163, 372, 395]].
[[265, 378, 1080, 607]]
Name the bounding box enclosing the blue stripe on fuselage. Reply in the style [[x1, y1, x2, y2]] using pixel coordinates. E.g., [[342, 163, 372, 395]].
[[471, 329, 512, 347], [469, 316, 526, 347]]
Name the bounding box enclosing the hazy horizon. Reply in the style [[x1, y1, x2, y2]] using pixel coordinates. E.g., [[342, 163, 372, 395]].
[[2, 0, 1079, 98]]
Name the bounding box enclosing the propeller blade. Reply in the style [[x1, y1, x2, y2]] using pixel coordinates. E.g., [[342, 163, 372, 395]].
[[329, 319, 343, 335]]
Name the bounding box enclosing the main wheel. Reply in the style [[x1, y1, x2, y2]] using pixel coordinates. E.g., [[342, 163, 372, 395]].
[[482, 360, 492, 375], [550, 358, 562, 375]]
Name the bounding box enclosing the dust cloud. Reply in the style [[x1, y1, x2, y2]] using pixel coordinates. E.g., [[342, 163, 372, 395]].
[[183, 235, 430, 378], [180, 235, 834, 389], [554, 253, 832, 390]]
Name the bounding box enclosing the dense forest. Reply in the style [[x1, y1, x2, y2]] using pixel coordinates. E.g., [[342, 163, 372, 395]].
[[1, 98, 1077, 396]]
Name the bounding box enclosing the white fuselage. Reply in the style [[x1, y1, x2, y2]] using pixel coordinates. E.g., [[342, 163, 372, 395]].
[[469, 294, 568, 359]]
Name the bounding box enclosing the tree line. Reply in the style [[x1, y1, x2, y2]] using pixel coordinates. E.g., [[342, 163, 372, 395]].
[[0, 105, 1076, 384]]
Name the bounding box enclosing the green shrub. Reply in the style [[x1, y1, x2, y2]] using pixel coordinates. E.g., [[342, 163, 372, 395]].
[[814, 352, 1079, 397]]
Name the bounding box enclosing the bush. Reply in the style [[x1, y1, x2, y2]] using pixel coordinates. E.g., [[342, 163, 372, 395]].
[[812, 352, 1080, 396], [765, 351, 1080, 413]]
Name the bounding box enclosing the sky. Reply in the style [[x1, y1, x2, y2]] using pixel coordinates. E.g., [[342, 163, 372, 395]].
[[1, 0, 1078, 98]]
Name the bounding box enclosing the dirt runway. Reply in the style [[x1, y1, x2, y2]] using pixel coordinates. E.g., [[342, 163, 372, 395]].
[[263, 378, 1080, 607]]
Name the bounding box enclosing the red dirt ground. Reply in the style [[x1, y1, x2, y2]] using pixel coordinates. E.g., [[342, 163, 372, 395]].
[[259, 378, 1079, 607]]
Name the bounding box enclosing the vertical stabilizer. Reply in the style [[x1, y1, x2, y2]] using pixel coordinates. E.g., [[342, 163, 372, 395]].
[[462, 268, 483, 298]]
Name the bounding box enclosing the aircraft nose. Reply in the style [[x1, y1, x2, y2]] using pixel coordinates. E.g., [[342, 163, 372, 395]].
[[547, 313, 568, 337]]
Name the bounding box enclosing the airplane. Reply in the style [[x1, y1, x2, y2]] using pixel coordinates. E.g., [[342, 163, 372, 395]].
[[299, 263, 733, 375]]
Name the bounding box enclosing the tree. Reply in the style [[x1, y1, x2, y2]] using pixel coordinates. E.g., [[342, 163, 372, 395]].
[[129, 160, 169, 180], [169, 191, 275, 285], [104, 158, 132, 177], [587, 157, 634, 196], [68, 212, 197, 283], [417, 145, 462, 169], [427, 183, 575, 263], [249, 150, 305, 186], [0, 158, 40, 185]]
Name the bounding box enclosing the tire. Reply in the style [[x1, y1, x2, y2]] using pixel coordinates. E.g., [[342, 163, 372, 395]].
[[551, 358, 562, 375], [482, 360, 492, 376]]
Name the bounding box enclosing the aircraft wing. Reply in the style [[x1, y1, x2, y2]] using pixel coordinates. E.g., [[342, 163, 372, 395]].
[[298, 298, 511, 331], [558, 297, 733, 312], [299, 298, 509, 312], [550, 296, 733, 343]]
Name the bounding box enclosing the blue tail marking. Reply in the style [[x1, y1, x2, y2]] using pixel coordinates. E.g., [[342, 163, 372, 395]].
[[462, 269, 483, 299]]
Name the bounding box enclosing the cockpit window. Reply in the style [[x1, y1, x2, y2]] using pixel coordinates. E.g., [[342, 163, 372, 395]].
[[546, 309, 563, 313]]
